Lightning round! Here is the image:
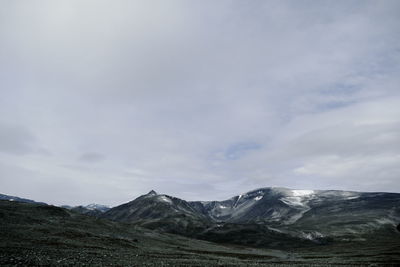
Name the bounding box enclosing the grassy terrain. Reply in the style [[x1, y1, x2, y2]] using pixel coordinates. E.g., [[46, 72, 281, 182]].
[[1, 200, 399, 266]]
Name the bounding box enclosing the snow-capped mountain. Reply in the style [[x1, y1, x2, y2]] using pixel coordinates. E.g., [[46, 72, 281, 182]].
[[2, 188, 399, 248], [192, 187, 365, 225], [63, 203, 110, 217], [84, 203, 110, 212], [102, 187, 400, 247]]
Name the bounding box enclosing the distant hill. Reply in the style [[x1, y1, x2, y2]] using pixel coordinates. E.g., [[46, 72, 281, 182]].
[[0, 193, 47, 205], [0, 193, 110, 217], [65, 203, 110, 217]]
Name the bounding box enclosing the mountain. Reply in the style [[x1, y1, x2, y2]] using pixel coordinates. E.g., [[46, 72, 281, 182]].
[[1, 190, 400, 265], [84, 203, 110, 212], [1, 200, 296, 266], [0, 193, 46, 205], [102, 187, 400, 247], [103, 190, 212, 235], [0, 193, 110, 217], [64, 203, 110, 217]]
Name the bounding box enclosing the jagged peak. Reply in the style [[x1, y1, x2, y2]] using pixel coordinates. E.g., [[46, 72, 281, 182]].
[[147, 190, 158, 196]]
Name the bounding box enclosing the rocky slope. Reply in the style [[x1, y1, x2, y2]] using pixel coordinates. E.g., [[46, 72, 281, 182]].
[[2, 190, 400, 265], [103, 190, 212, 235], [103, 187, 400, 247], [0, 200, 297, 266]]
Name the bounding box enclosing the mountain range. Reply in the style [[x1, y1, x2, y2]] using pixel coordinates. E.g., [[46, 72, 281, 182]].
[[102, 187, 400, 248], [2, 187, 400, 265], [2, 187, 400, 249]]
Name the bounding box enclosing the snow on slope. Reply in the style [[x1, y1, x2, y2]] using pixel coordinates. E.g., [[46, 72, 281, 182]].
[[195, 187, 371, 225], [292, 190, 314, 196], [158, 195, 173, 204], [85, 203, 110, 212]]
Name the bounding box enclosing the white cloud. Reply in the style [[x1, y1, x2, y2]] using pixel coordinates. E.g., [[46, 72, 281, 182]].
[[0, 0, 399, 205]]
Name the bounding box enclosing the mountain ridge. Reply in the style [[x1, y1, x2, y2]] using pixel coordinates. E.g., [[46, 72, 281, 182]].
[[102, 187, 400, 248], [3, 187, 400, 248], [0, 193, 47, 205]]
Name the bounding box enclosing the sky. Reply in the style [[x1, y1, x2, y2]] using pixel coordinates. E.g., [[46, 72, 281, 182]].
[[1, 0, 400, 206]]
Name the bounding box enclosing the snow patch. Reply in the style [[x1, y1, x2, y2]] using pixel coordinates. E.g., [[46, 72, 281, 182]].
[[233, 194, 243, 207], [254, 196, 263, 201], [280, 191, 315, 224], [158, 195, 172, 204], [281, 197, 306, 207], [85, 204, 109, 211], [300, 231, 324, 240], [292, 190, 314, 196], [346, 196, 360, 200]]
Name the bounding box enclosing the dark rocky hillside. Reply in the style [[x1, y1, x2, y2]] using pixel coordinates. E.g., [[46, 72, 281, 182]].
[[103, 190, 213, 236], [1, 192, 400, 266], [0, 200, 295, 266], [103, 187, 400, 248]]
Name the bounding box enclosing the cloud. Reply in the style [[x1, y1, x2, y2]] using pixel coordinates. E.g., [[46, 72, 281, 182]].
[[0, 123, 37, 155], [0, 0, 399, 205], [78, 152, 106, 163], [224, 142, 262, 160]]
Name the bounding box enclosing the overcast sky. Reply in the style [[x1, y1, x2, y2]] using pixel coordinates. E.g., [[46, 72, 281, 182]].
[[1, 0, 400, 206]]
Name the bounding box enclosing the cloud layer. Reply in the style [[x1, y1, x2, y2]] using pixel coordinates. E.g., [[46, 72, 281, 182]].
[[1, 0, 399, 205]]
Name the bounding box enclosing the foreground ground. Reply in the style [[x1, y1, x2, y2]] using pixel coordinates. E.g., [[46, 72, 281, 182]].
[[1, 201, 399, 266]]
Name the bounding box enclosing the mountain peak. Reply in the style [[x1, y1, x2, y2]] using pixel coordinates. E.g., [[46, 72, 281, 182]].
[[147, 190, 158, 196]]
